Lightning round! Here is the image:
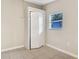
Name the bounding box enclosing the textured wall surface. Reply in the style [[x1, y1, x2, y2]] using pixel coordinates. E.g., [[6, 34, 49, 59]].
[[1, 0, 24, 50], [44, 0, 78, 56]]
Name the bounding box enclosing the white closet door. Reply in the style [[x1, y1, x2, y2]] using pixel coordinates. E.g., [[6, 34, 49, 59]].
[[31, 12, 44, 48]]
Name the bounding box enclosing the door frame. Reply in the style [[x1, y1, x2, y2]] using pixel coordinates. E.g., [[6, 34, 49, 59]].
[[28, 7, 45, 50]]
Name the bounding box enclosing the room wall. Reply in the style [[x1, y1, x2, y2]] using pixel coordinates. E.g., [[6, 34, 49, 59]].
[[1, 0, 43, 50], [44, 0, 78, 56], [1, 0, 25, 50]]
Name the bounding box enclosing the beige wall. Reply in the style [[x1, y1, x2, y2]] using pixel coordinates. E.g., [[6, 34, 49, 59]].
[[1, 0, 43, 50], [1, 0, 24, 50], [44, 0, 78, 56]]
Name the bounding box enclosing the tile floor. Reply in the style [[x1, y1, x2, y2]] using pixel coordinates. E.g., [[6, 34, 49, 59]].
[[1, 46, 77, 59]]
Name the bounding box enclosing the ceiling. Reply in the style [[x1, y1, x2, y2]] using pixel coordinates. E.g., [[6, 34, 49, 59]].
[[24, 0, 55, 5]]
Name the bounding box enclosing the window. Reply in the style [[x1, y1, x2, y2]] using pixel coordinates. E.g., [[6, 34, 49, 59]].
[[49, 12, 63, 29]]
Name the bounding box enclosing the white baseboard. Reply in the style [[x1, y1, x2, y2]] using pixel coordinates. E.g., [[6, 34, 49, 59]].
[[1, 45, 24, 52], [46, 44, 78, 58]]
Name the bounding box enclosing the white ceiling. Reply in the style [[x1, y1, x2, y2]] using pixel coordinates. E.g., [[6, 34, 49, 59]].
[[24, 0, 55, 5]]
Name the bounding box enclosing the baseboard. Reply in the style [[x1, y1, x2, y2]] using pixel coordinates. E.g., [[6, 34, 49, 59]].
[[46, 44, 78, 58], [1, 45, 24, 52]]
